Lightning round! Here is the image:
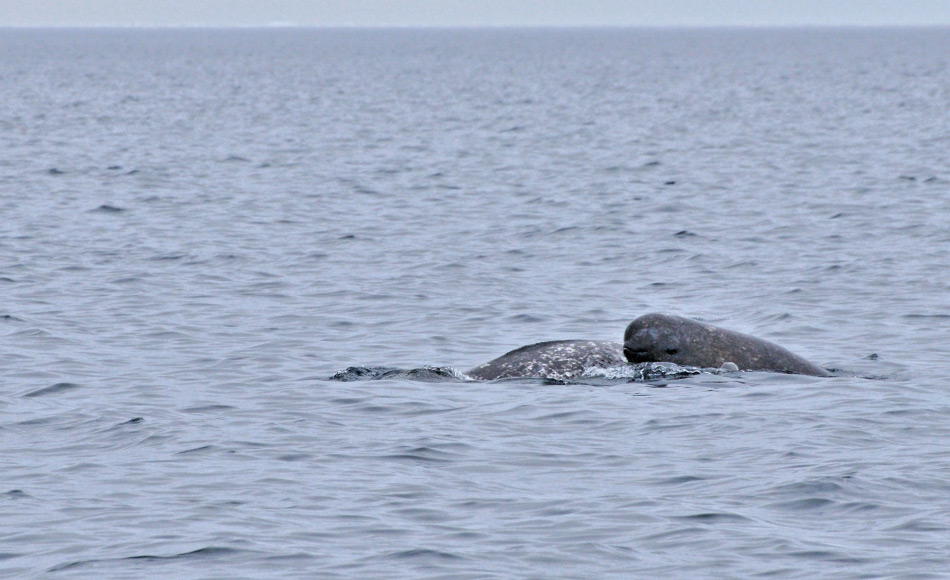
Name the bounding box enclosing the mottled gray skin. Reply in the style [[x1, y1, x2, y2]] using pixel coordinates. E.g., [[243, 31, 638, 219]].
[[467, 340, 625, 380], [623, 313, 830, 376]]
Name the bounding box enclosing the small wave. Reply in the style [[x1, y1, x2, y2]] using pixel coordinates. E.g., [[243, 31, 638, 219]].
[[673, 512, 752, 523], [767, 497, 836, 511], [886, 518, 948, 532], [653, 475, 706, 486], [379, 446, 456, 464], [48, 546, 243, 572], [386, 548, 464, 561], [89, 204, 125, 213], [176, 445, 216, 455], [117, 417, 144, 426], [507, 313, 546, 323], [182, 405, 236, 414], [23, 382, 81, 398]]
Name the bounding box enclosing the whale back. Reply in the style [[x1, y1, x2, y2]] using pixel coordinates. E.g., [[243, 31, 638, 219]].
[[467, 340, 625, 381]]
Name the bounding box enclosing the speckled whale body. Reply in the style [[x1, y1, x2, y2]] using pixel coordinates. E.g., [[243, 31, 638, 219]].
[[466, 340, 625, 381], [623, 313, 830, 376]]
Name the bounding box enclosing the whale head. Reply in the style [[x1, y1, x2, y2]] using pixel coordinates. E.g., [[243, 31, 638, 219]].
[[623, 313, 705, 366]]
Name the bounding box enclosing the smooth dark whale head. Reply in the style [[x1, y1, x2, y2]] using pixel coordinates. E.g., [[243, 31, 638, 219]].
[[623, 313, 830, 376], [623, 313, 694, 365]]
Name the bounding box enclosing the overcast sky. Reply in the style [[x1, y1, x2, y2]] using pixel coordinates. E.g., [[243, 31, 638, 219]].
[[3, 0, 950, 28]]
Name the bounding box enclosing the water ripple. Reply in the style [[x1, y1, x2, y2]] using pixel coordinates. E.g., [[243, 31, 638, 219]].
[[1, 28, 948, 580]]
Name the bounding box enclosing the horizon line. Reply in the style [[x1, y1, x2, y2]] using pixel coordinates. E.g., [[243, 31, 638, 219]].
[[3, 23, 950, 30]]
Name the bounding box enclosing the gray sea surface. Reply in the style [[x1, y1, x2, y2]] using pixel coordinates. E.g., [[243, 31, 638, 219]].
[[1, 28, 949, 579]]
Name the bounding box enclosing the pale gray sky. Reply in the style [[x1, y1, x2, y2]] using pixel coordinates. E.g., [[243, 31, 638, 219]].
[[3, 0, 950, 28]]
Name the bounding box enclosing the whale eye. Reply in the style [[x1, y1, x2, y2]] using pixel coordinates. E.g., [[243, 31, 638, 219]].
[[665, 348, 679, 355]]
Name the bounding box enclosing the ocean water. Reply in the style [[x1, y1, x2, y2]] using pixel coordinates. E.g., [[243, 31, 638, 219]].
[[1, 27, 949, 579]]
